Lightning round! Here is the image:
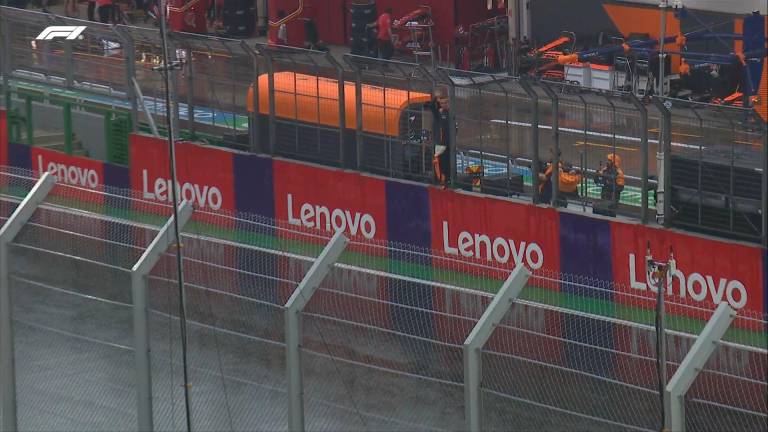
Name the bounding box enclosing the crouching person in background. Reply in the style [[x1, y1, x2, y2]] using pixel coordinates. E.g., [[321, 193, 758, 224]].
[[538, 149, 581, 206]]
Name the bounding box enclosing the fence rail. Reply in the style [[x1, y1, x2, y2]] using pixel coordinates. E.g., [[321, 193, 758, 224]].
[[0, 167, 765, 431], [0, 6, 765, 246]]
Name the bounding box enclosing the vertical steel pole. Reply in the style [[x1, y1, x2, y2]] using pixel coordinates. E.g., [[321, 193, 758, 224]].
[[658, 269, 667, 422], [185, 47, 195, 138], [662, 106, 672, 226], [651, 98, 672, 226], [130, 270, 154, 432], [629, 94, 649, 223], [0, 172, 56, 432], [333, 56, 346, 167], [266, 55, 276, 155], [120, 29, 139, 133], [285, 231, 349, 432], [354, 66, 363, 170], [130, 201, 194, 432], [448, 81, 457, 188], [727, 116, 736, 233], [463, 344, 482, 432], [1, 11, 10, 109], [665, 303, 736, 431], [519, 80, 539, 202], [657, 0, 668, 97], [244, 42, 261, 153], [762, 116, 767, 248], [157, 8, 193, 431], [24, 94, 32, 146], [170, 76, 181, 141], [540, 83, 560, 206], [464, 266, 531, 432], [64, 40, 74, 89], [63, 102, 72, 155]]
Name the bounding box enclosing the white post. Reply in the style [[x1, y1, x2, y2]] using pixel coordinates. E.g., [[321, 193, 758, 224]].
[[0, 173, 56, 432], [658, 0, 669, 97], [664, 302, 736, 432], [285, 231, 349, 432], [463, 265, 531, 432], [132, 77, 160, 137], [130, 200, 193, 432]]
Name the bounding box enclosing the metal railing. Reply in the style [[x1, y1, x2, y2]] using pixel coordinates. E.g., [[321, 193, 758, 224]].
[[0, 167, 765, 431], [0, 7, 765, 245]]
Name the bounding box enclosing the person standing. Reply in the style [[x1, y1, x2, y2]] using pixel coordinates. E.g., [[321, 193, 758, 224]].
[[369, 7, 393, 60], [426, 96, 451, 187]]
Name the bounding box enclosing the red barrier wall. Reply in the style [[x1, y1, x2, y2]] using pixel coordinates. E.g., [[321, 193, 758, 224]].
[[611, 222, 764, 314], [428, 188, 561, 275], [1, 131, 764, 318], [129, 135, 236, 214], [32, 146, 107, 204], [272, 159, 388, 244]]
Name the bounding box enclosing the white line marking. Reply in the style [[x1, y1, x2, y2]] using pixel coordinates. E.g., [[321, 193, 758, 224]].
[[490, 119, 705, 150]]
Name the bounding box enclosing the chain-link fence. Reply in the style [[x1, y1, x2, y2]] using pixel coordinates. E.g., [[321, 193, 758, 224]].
[[1, 6, 765, 246], [1, 169, 765, 431]]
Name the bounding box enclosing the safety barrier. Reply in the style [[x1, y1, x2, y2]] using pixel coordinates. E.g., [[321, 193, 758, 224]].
[[0, 167, 764, 431]]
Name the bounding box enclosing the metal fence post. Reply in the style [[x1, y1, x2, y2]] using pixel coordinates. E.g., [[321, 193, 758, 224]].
[[628, 93, 649, 223], [0, 10, 10, 108], [664, 303, 736, 432], [130, 201, 194, 432], [353, 65, 363, 170], [519, 79, 540, 202], [266, 54, 277, 155], [540, 83, 560, 206], [24, 94, 32, 146], [0, 172, 56, 432], [185, 46, 195, 139], [63, 102, 72, 154], [63, 40, 74, 89], [115, 27, 139, 133], [762, 113, 767, 248], [463, 265, 531, 432], [326, 53, 346, 167], [447, 79, 457, 188], [284, 231, 349, 432], [651, 98, 672, 226], [243, 42, 261, 153], [168, 41, 181, 142]]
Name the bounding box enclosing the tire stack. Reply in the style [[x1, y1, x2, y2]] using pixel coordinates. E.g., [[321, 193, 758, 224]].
[[350, 1, 376, 56], [222, 0, 256, 38]]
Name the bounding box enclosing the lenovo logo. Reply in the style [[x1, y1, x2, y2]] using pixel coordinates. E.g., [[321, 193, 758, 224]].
[[35, 26, 87, 40], [627, 253, 748, 309]]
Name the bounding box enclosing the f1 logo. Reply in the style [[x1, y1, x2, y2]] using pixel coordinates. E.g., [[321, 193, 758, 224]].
[[35, 26, 87, 40]]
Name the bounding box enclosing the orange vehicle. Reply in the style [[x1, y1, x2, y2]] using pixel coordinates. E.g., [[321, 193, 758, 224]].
[[247, 71, 433, 137], [246, 71, 435, 174]]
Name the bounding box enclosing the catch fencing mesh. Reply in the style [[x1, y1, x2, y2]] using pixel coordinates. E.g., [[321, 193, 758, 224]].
[[2, 169, 765, 431], [684, 311, 767, 432], [8, 179, 165, 431]]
